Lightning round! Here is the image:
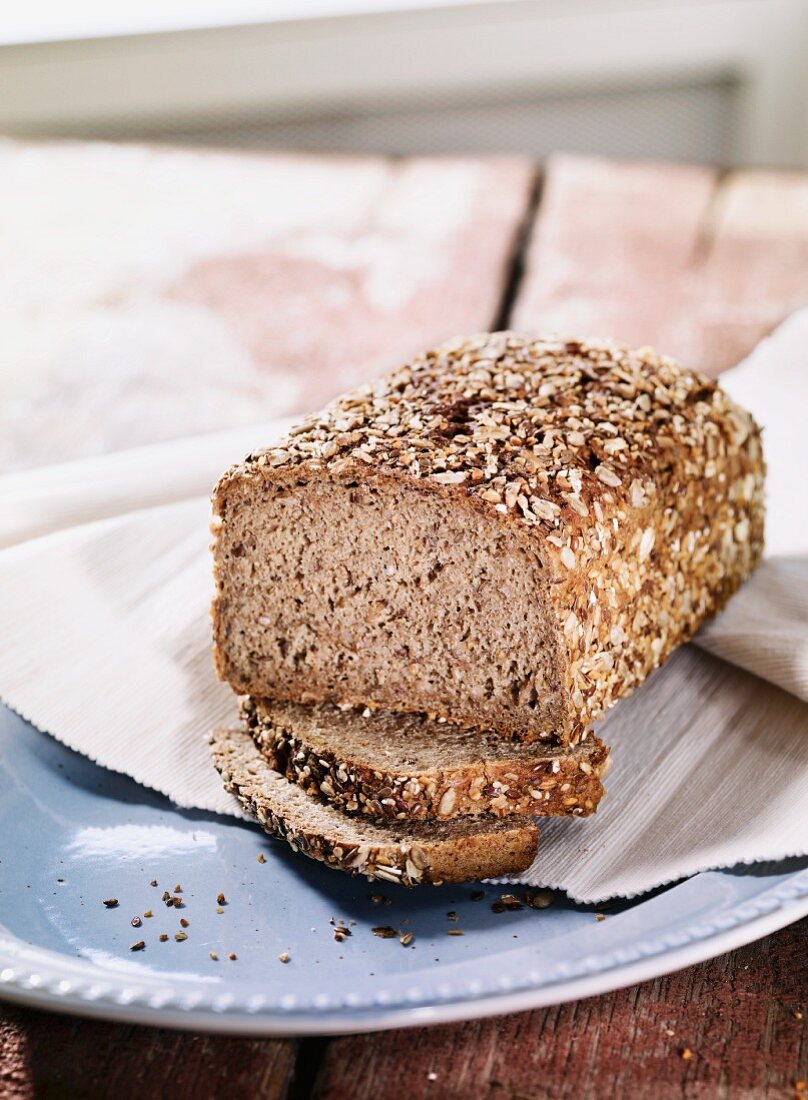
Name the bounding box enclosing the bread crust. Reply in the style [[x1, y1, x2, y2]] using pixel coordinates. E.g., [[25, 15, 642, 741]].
[[213, 332, 765, 742], [211, 726, 539, 885], [242, 696, 608, 820]]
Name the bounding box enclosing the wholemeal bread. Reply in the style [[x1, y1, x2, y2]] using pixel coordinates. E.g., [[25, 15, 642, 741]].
[[242, 696, 608, 820], [213, 333, 764, 744], [211, 726, 539, 885]]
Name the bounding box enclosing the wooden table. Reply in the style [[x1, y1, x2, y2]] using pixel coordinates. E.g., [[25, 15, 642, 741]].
[[1, 144, 806, 1097]]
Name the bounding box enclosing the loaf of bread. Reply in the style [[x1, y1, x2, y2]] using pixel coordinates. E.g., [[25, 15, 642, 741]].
[[242, 696, 608, 820], [211, 726, 539, 885], [213, 333, 764, 744]]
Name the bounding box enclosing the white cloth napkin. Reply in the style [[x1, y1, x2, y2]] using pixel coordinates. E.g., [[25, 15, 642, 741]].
[[2, 315, 807, 904]]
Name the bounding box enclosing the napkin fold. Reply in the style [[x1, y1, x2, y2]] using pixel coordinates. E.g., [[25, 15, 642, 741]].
[[2, 314, 807, 903]]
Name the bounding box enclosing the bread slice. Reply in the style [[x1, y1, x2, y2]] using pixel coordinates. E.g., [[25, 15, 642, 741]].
[[242, 696, 608, 820], [211, 726, 539, 885], [213, 333, 764, 744]]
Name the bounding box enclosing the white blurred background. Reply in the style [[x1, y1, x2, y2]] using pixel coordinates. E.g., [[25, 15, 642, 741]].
[[2, 0, 807, 477], [2, 0, 807, 166]]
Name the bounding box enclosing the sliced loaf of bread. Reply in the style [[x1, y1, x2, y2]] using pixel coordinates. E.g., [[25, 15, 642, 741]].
[[212, 333, 764, 745], [242, 696, 608, 820], [211, 726, 539, 886]]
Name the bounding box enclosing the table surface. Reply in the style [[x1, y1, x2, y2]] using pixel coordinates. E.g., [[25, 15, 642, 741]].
[[1, 142, 807, 1097]]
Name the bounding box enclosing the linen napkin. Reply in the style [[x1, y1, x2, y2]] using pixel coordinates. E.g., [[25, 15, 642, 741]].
[[1, 315, 807, 903]]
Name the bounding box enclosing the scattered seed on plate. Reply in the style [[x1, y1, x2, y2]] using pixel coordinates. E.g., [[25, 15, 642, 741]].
[[174, 884, 182, 893], [209, 952, 219, 961], [159, 934, 169, 942], [103, 899, 118, 909], [162, 891, 171, 902], [180, 918, 189, 928], [526, 889, 553, 910], [171, 897, 183, 909], [447, 929, 464, 937], [446, 911, 458, 921], [400, 932, 414, 947], [492, 894, 523, 913], [216, 907, 224, 915], [174, 931, 188, 942], [131, 916, 142, 928], [595, 913, 606, 922], [257, 854, 266, 864], [372, 926, 397, 939], [217, 892, 226, 905], [278, 952, 290, 963], [228, 953, 237, 961], [144, 910, 153, 919], [333, 927, 351, 942], [130, 941, 145, 952], [150, 880, 158, 887]]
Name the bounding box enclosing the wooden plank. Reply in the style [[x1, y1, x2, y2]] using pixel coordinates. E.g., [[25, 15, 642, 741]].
[[312, 918, 808, 1100], [0, 140, 533, 471], [0, 1006, 298, 1100], [511, 155, 719, 360], [690, 170, 808, 372], [513, 156, 808, 375]]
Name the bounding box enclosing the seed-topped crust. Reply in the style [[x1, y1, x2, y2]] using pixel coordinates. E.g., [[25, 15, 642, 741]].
[[214, 332, 764, 741], [242, 696, 608, 820], [211, 727, 539, 885]]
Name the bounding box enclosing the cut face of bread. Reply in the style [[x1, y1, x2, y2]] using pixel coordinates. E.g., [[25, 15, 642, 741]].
[[211, 727, 539, 886], [213, 333, 764, 743], [216, 472, 565, 741], [242, 697, 608, 820]]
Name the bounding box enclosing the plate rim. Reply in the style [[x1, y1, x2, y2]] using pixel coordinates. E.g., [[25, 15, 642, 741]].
[[1, 869, 806, 1035]]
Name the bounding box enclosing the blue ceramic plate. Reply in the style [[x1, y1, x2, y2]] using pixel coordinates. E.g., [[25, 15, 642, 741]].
[[1, 705, 806, 1035]]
